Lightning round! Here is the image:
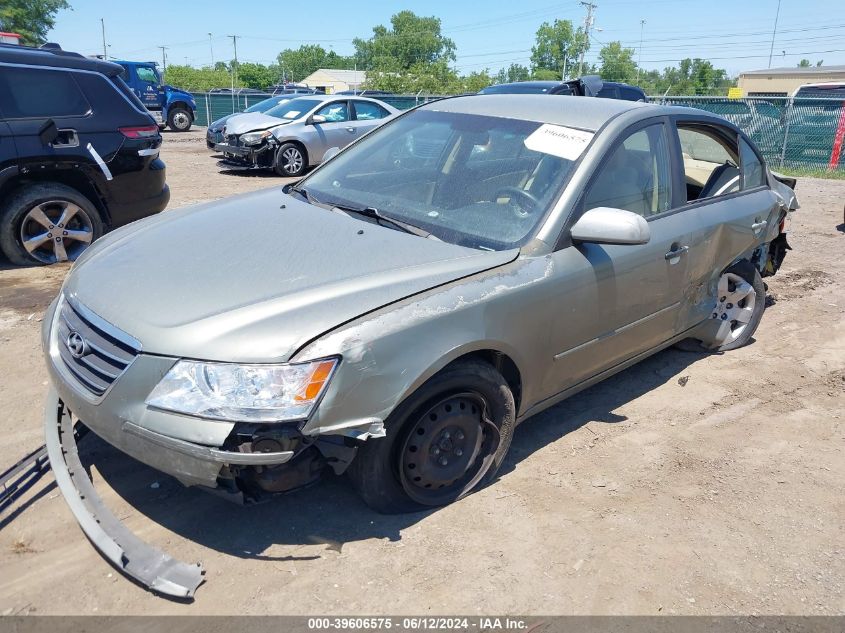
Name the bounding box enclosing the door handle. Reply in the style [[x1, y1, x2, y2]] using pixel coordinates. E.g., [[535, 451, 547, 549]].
[[346, 127, 355, 133], [664, 245, 689, 260], [751, 220, 768, 232]]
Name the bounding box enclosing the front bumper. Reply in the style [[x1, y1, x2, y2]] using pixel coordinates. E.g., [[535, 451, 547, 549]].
[[44, 389, 205, 598]]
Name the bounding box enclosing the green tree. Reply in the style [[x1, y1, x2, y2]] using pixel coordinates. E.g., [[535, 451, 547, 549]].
[[0, 0, 70, 46], [354, 10, 456, 73], [494, 63, 530, 84], [597, 41, 637, 83], [276, 44, 355, 83], [798, 58, 811, 67], [163, 65, 238, 92], [237, 62, 278, 89], [530, 19, 587, 79]]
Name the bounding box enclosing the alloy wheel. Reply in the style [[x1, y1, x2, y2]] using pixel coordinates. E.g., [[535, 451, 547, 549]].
[[19, 200, 94, 264], [281, 147, 303, 174], [710, 272, 757, 346]]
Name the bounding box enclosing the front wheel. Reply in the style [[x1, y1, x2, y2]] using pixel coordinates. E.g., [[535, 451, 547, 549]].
[[274, 143, 307, 177], [347, 360, 516, 514], [167, 108, 192, 132]]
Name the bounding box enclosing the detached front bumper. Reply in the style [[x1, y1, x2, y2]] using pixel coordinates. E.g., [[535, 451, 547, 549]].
[[44, 389, 205, 598]]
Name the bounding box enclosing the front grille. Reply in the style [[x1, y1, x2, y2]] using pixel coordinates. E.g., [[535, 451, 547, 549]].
[[56, 301, 139, 396]]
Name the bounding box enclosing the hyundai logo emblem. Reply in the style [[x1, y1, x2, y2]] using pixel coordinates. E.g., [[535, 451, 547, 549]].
[[66, 331, 89, 358]]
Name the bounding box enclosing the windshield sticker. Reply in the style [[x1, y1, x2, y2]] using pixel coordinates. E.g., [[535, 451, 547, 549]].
[[283, 111, 301, 119], [524, 124, 594, 160]]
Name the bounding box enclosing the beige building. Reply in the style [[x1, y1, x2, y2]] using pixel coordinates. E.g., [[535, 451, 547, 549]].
[[301, 69, 367, 94], [738, 65, 845, 96]]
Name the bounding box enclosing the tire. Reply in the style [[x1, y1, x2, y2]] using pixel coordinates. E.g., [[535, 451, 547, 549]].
[[0, 183, 104, 266], [704, 260, 766, 351], [167, 108, 192, 132], [273, 143, 307, 177], [347, 360, 516, 514]]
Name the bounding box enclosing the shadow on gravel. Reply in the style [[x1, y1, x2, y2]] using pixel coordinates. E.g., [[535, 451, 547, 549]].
[[86, 345, 710, 562]]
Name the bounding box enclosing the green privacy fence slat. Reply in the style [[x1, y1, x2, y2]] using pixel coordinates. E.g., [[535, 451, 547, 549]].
[[190, 92, 444, 127], [648, 96, 845, 171], [189, 92, 845, 172]]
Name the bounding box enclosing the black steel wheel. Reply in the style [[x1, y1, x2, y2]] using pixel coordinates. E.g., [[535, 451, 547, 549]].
[[398, 393, 501, 506], [347, 360, 516, 514]]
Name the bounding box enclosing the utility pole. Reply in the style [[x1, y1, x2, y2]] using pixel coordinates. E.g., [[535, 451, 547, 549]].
[[208, 33, 214, 66], [767, 0, 781, 69], [100, 18, 107, 59], [636, 19, 645, 83], [228, 35, 239, 111], [158, 46, 168, 73], [578, 1, 597, 77]]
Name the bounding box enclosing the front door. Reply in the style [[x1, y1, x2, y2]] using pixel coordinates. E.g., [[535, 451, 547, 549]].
[[542, 120, 694, 395], [309, 100, 355, 163]]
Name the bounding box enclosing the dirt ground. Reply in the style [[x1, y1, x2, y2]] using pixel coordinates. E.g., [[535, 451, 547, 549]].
[[0, 129, 842, 616]]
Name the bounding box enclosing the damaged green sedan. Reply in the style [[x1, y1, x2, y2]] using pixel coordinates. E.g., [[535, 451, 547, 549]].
[[43, 94, 797, 597]]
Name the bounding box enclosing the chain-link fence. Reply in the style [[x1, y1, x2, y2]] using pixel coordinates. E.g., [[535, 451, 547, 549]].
[[190, 91, 444, 127], [649, 96, 845, 172], [188, 91, 845, 173]]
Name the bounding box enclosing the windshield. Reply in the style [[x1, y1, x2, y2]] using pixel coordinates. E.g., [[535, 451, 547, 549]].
[[245, 96, 290, 113], [265, 98, 321, 120], [301, 109, 586, 250]]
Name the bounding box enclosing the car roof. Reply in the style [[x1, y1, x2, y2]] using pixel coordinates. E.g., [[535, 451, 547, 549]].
[[0, 43, 123, 76], [301, 93, 398, 110], [422, 94, 656, 131]]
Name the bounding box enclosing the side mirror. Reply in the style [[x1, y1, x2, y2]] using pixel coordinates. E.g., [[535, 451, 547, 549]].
[[39, 119, 59, 146], [322, 146, 341, 162], [310, 114, 327, 125], [570, 207, 651, 245]]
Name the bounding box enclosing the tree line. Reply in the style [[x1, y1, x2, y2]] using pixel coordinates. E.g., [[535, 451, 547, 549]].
[[3, 4, 741, 96]]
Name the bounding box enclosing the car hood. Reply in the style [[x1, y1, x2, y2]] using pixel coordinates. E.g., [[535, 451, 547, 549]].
[[64, 189, 518, 363], [224, 112, 294, 135], [208, 114, 235, 132]]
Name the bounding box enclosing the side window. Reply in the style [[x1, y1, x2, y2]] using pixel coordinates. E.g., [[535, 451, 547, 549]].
[[678, 126, 740, 201], [0, 67, 90, 119], [739, 138, 766, 189], [583, 123, 673, 217], [353, 101, 389, 121], [136, 67, 158, 84], [315, 101, 349, 122]]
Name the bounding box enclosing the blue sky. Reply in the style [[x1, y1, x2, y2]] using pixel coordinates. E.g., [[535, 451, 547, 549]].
[[48, 0, 845, 77]]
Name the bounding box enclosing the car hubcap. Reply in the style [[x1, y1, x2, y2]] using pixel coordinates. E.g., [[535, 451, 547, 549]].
[[282, 148, 303, 174], [19, 200, 94, 264], [399, 393, 500, 506], [710, 272, 756, 346], [173, 112, 190, 129]]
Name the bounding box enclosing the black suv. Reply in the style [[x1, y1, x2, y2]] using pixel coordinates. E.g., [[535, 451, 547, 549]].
[[479, 75, 647, 101], [0, 44, 169, 265]]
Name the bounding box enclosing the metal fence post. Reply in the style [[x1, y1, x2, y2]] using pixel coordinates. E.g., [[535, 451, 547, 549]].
[[779, 98, 794, 169], [205, 93, 210, 129]]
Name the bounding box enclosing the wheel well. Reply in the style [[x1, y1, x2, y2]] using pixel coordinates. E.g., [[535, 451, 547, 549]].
[[0, 172, 109, 225], [169, 102, 193, 118], [445, 350, 522, 412]]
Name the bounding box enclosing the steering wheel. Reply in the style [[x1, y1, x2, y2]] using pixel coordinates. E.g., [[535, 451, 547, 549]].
[[494, 186, 540, 218]]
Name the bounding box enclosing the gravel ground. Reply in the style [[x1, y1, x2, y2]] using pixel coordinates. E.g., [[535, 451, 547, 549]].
[[0, 129, 842, 615]]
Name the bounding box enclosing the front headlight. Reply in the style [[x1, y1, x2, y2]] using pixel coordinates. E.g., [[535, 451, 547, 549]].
[[240, 130, 272, 146], [145, 357, 338, 422]]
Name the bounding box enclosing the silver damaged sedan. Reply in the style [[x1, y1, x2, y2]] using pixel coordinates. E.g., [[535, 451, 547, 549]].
[[43, 95, 797, 596]]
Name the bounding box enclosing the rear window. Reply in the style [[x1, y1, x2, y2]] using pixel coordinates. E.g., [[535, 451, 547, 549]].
[[109, 75, 148, 111], [794, 85, 845, 98], [0, 67, 90, 119]]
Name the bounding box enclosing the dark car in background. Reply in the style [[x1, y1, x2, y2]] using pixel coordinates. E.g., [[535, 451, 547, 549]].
[[0, 44, 169, 265], [480, 75, 647, 101], [206, 95, 295, 149]]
